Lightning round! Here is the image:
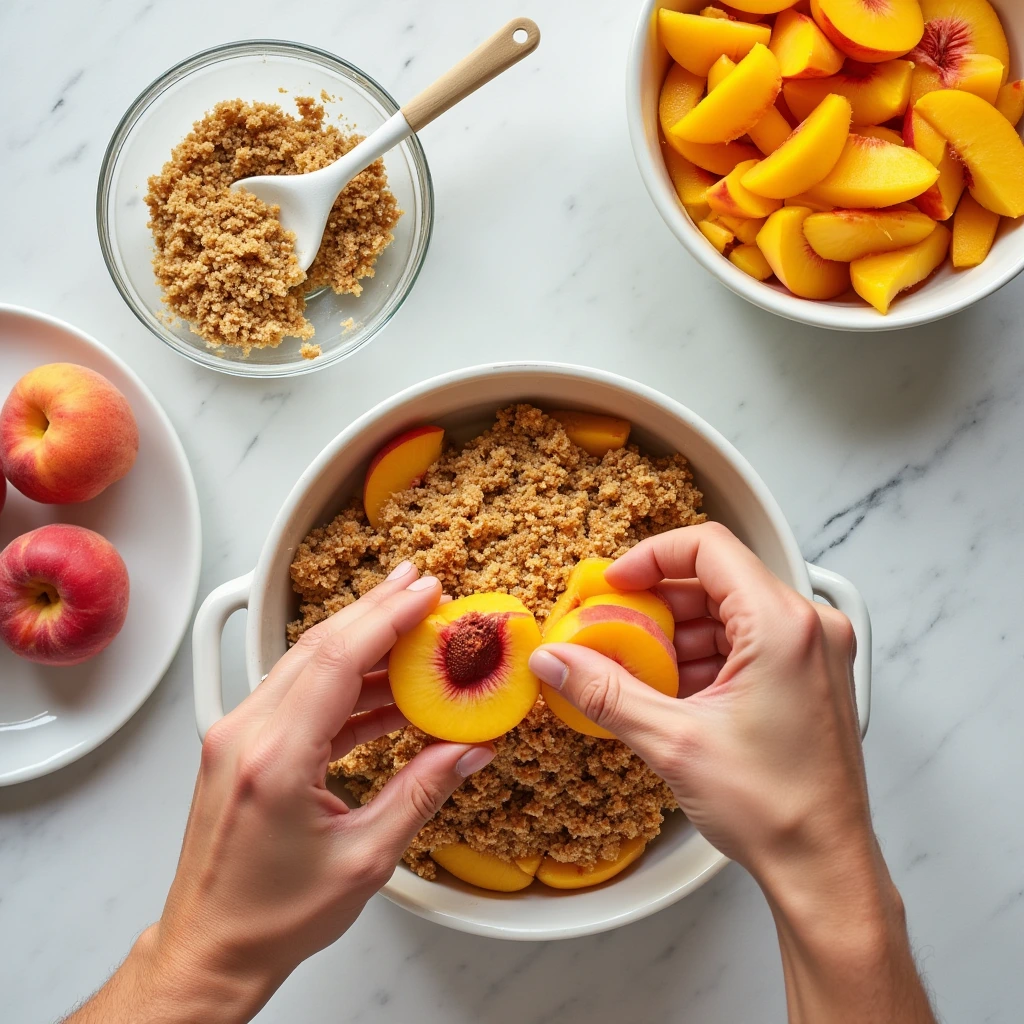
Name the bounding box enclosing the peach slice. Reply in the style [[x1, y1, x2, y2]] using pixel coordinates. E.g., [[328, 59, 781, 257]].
[[579, 592, 675, 641], [915, 0, 1010, 77], [535, 837, 647, 890], [700, 5, 733, 18], [431, 844, 536, 892], [807, 133, 939, 208], [660, 63, 762, 174], [726, 0, 802, 11], [850, 222, 951, 312], [770, 9, 844, 78], [658, 10, 771, 76], [363, 425, 444, 529], [952, 53, 1005, 105], [915, 90, 1024, 217], [542, 604, 679, 739], [995, 81, 1024, 127], [756, 206, 851, 298], [912, 144, 965, 220], [741, 94, 852, 199], [803, 207, 936, 260], [704, 54, 794, 155], [699, 217, 738, 254], [686, 201, 713, 221], [669, 44, 782, 144], [707, 160, 784, 217], [951, 192, 1000, 267], [663, 147, 718, 210], [853, 125, 904, 145], [549, 411, 631, 457], [809, 0, 924, 62], [715, 213, 767, 243], [784, 192, 836, 211], [388, 593, 541, 743], [708, 54, 737, 93], [544, 557, 615, 634], [730, 242, 775, 279], [783, 60, 914, 126]]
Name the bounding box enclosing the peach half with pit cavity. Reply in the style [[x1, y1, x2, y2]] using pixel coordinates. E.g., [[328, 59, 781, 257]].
[[388, 593, 542, 743], [542, 604, 680, 740]]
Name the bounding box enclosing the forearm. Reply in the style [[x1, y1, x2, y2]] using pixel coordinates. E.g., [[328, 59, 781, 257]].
[[758, 840, 936, 1024], [63, 925, 270, 1024]]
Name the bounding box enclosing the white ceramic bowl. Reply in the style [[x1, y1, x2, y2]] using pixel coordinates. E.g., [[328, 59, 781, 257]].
[[192, 363, 871, 940], [626, 1, 1024, 331]]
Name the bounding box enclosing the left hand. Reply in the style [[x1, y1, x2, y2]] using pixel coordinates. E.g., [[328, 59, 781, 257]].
[[132, 561, 494, 1022]]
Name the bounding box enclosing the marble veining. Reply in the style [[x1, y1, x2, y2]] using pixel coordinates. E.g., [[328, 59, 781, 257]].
[[2, 1, 1024, 1021]]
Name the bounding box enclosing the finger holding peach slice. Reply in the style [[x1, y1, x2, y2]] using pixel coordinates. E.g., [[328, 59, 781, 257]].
[[388, 593, 542, 743], [363, 425, 444, 528], [542, 604, 680, 740]]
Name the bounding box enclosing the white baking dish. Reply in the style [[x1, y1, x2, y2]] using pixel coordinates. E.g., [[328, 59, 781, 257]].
[[192, 362, 871, 940]]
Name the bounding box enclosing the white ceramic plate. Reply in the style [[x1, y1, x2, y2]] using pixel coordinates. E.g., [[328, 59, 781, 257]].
[[0, 305, 201, 785]]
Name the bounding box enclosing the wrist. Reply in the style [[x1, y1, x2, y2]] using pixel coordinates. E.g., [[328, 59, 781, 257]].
[[127, 923, 278, 1024]]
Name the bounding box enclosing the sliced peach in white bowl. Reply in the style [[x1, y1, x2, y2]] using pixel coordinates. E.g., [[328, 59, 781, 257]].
[[627, 0, 1024, 330]]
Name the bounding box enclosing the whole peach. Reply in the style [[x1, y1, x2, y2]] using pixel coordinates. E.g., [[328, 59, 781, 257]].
[[0, 524, 130, 666], [0, 363, 139, 504], [0, 473, 5, 518]]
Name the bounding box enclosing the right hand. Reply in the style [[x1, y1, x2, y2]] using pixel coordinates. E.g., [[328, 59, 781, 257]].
[[528, 522, 872, 889]]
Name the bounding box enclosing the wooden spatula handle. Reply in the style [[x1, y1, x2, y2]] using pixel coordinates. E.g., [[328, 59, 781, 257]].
[[401, 18, 541, 132]]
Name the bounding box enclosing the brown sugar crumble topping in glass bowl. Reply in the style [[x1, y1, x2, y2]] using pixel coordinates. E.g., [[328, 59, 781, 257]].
[[145, 97, 401, 356], [288, 405, 706, 879]]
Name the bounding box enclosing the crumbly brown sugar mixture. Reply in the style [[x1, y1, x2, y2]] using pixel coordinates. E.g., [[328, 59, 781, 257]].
[[288, 404, 705, 876], [145, 98, 401, 355]]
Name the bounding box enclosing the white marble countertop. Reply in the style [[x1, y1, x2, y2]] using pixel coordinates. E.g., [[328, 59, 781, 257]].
[[2, 1, 1023, 1020]]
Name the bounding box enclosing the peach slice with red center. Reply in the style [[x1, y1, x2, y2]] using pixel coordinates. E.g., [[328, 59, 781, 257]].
[[669, 44, 782, 144], [850, 221, 951, 312], [995, 81, 1024, 127], [915, 90, 1024, 218], [951, 192, 1001, 267], [730, 242, 775, 279], [708, 160, 785, 218], [783, 60, 914, 126], [658, 10, 772, 76], [770, 8, 845, 78], [363, 425, 444, 528], [549, 411, 631, 457], [915, 0, 1010, 78], [806, 133, 939, 208], [535, 837, 648, 890], [756, 206, 852, 298], [430, 844, 538, 892], [541, 604, 680, 739], [741, 94, 852, 199], [803, 207, 937, 260], [659, 63, 762, 175], [809, 0, 924, 62], [388, 593, 541, 743], [912, 144, 965, 220]]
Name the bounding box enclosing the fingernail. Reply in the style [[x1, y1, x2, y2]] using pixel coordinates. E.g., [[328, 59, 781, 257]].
[[387, 560, 414, 581], [407, 575, 439, 592], [456, 746, 495, 778], [530, 649, 568, 691]]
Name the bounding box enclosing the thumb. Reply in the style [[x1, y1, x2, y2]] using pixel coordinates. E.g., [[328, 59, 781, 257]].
[[530, 644, 683, 754], [353, 741, 495, 858]]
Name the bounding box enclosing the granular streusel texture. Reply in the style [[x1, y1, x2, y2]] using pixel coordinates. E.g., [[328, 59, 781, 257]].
[[145, 98, 401, 355], [288, 404, 705, 875]]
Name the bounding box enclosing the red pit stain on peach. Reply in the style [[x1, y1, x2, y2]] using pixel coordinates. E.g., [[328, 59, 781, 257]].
[[440, 612, 506, 689], [912, 19, 972, 83]]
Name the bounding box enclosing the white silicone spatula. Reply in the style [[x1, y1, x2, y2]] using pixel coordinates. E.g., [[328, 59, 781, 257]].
[[232, 18, 541, 272]]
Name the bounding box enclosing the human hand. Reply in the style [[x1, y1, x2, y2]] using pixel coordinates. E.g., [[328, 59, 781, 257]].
[[131, 562, 494, 1023]]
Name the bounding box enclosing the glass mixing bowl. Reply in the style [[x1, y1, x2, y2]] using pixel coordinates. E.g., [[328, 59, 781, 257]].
[[97, 40, 433, 377]]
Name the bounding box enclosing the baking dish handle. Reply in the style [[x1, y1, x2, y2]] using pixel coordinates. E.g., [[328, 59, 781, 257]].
[[192, 571, 254, 741], [806, 563, 872, 736]]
